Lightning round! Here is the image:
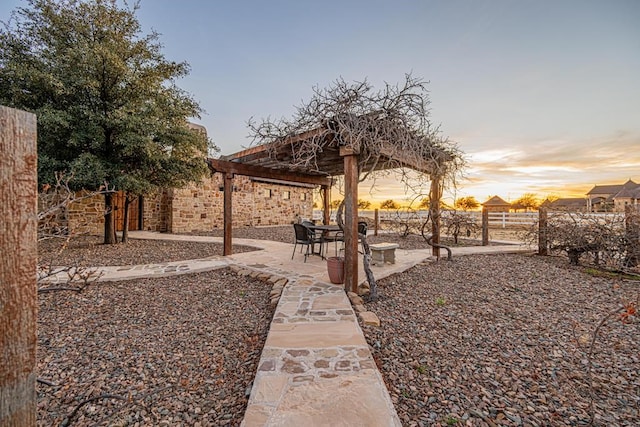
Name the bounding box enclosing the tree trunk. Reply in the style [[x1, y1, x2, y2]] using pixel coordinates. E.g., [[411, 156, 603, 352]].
[[121, 193, 131, 243], [104, 192, 117, 244], [0, 106, 38, 426]]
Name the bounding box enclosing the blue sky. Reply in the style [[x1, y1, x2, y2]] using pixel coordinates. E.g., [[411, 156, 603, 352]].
[[2, 0, 639, 204]]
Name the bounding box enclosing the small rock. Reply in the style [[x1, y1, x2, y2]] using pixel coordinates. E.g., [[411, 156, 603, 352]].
[[359, 311, 380, 326]]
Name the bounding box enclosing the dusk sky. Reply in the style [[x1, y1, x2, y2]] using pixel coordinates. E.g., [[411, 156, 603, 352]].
[[2, 0, 639, 205]]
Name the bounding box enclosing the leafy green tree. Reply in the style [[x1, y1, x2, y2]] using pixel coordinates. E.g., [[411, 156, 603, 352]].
[[357, 199, 372, 209], [0, 0, 212, 244], [454, 196, 480, 211], [380, 199, 399, 210]]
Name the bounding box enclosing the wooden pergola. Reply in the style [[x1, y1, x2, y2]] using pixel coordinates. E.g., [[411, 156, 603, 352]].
[[208, 126, 445, 293]]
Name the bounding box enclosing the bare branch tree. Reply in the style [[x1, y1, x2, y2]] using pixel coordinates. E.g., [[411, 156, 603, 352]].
[[248, 74, 463, 185], [526, 210, 640, 272], [37, 173, 110, 292], [248, 74, 465, 295], [442, 210, 480, 244]]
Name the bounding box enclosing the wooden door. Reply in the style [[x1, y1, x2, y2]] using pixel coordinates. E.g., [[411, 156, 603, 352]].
[[114, 191, 141, 231]]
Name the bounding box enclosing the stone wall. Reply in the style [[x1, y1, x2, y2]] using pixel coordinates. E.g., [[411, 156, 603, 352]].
[[167, 173, 314, 232], [143, 191, 170, 232], [67, 191, 104, 235], [59, 174, 315, 235]]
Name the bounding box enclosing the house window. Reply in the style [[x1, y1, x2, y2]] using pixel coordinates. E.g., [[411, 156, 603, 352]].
[[265, 189, 272, 198], [300, 193, 306, 201], [283, 191, 291, 200]]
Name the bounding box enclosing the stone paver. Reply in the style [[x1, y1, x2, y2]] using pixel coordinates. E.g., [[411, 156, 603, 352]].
[[243, 274, 400, 426], [45, 231, 534, 426]]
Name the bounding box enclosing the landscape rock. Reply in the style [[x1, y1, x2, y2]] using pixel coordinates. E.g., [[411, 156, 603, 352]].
[[358, 311, 381, 326]]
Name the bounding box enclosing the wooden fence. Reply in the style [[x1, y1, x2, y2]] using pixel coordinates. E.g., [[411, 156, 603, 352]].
[[313, 209, 538, 228]]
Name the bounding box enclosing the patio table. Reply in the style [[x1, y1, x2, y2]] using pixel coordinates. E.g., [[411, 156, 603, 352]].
[[307, 224, 342, 258]]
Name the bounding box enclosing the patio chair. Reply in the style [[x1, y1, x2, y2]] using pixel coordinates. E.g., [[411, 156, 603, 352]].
[[292, 223, 323, 262], [323, 227, 344, 257], [336, 221, 369, 255]]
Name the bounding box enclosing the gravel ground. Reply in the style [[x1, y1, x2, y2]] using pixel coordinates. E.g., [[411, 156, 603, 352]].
[[38, 236, 257, 267], [361, 254, 640, 427], [37, 269, 274, 426], [38, 227, 636, 426]]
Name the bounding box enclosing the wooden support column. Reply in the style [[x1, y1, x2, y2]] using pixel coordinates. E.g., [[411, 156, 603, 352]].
[[322, 185, 330, 225], [429, 175, 441, 258], [342, 148, 359, 293], [1, 106, 37, 426], [223, 172, 234, 256]]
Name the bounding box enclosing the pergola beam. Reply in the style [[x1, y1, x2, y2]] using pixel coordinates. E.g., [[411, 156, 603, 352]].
[[208, 158, 332, 187]]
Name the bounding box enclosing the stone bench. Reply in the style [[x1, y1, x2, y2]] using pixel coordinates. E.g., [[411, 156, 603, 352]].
[[369, 243, 399, 265]]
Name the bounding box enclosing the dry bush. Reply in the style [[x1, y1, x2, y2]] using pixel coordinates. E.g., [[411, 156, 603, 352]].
[[37, 173, 110, 292], [527, 210, 640, 272]]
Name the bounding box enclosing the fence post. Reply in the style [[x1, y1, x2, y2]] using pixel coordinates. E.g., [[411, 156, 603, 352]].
[[374, 208, 379, 236], [0, 106, 38, 426], [625, 205, 639, 267], [482, 207, 489, 246], [538, 207, 548, 255]]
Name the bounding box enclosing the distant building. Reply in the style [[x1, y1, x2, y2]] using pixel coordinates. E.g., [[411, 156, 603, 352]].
[[481, 195, 511, 213], [586, 179, 640, 212], [540, 197, 588, 211]]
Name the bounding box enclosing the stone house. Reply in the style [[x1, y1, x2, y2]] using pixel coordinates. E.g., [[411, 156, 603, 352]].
[[587, 179, 640, 212], [67, 168, 315, 235]]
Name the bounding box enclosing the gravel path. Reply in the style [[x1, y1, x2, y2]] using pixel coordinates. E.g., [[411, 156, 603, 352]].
[[361, 254, 639, 426], [37, 269, 274, 426]]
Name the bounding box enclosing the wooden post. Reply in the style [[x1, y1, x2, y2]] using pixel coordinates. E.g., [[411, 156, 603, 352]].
[[374, 208, 379, 236], [429, 175, 441, 258], [482, 207, 489, 246], [223, 172, 234, 256], [0, 106, 38, 426], [538, 207, 548, 255], [342, 148, 358, 293], [624, 205, 639, 267], [322, 185, 330, 225]]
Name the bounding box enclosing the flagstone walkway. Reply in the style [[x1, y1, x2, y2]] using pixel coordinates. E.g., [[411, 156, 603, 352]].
[[50, 231, 534, 426]]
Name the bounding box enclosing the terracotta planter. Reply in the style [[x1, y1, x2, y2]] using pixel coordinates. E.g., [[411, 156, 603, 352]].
[[326, 257, 345, 284]]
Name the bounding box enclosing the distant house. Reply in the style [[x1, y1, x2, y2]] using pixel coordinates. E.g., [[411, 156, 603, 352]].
[[540, 197, 588, 211], [586, 179, 640, 212], [481, 195, 511, 213]]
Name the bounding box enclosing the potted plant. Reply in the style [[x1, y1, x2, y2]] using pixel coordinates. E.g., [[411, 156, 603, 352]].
[[326, 256, 345, 284]]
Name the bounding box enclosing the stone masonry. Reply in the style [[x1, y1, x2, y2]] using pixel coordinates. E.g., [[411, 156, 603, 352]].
[[63, 173, 314, 235]]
